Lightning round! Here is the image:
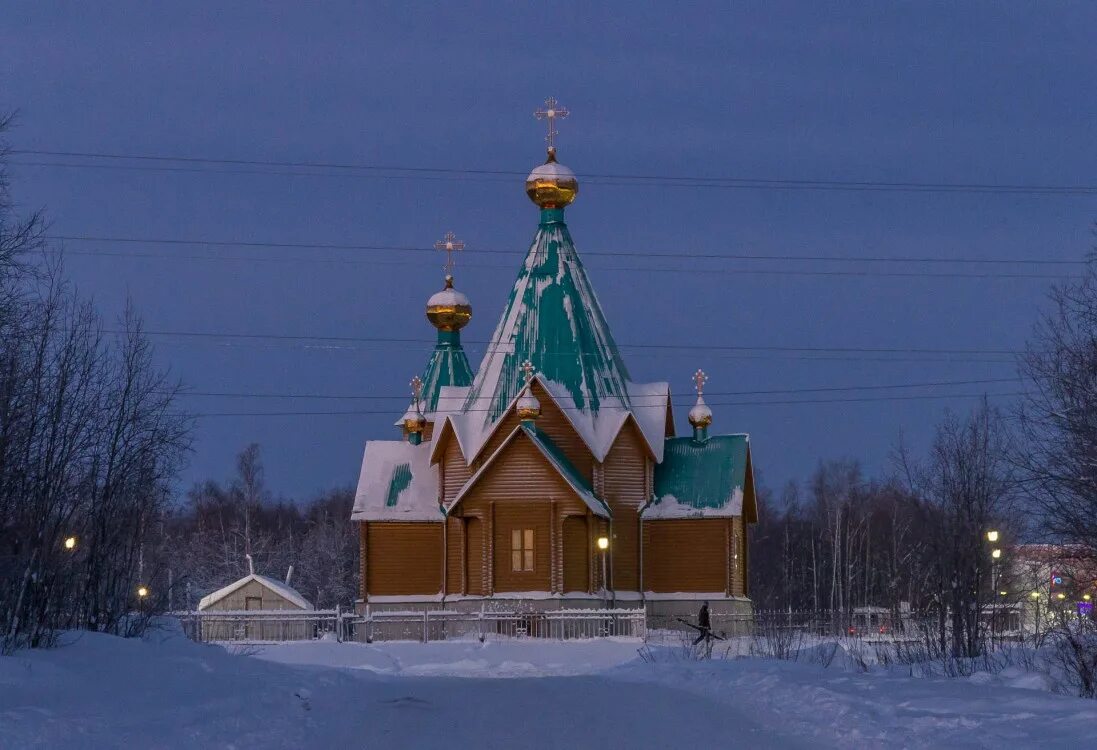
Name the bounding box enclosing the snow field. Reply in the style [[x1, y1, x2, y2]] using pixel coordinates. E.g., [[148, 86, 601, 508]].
[[2, 621, 1096, 749]]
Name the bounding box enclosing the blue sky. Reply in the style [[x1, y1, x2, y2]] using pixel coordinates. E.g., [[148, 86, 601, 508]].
[[2, 2, 1095, 499]]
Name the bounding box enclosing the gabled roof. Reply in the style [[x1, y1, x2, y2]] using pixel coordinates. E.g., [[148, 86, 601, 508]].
[[198, 573, 313, 611], [459, 209, 634, 453], [448, 423, 610, 518], [352, 439, 442, 521], [644, 434, 755, 520]]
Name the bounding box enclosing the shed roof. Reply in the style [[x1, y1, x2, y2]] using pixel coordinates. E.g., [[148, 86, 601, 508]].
[[198, 573, 313, 611], [644, 434, 754, 520], [352, 439, 442, 521]]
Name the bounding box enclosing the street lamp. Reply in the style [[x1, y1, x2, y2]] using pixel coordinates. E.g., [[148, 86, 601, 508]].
[[1084, 594, 1092, 602], [991, 549, 1002, 559], [137, 586, 149, 599], [63, 536, 77, 551], [987, 530, 999, 543], [596, 536, 609, 603]]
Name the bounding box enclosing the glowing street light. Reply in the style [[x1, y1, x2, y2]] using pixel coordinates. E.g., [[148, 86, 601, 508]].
[[596, 536, 609, 551], [1057, 593, 1066, 600], [991, 549, 1002, 559], [137, 586, 149, 599], [63, 536, 77, 551], [986, 530, 1000, 543], [999, 591, 1008, 596], [1084, 594, 1092, 602], [1030, 591, 1040, 599]]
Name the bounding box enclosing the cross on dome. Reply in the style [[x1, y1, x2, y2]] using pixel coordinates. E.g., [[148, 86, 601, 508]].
[[521, 359, 536, 385], [535, 97, 569, 150], [693, 369, 708, 397], [410, 375, 423, 406], [433, 231, 465, 276]]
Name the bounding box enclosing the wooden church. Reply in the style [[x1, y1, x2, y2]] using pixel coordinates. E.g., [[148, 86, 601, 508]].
[[352, 101, 756, 620]]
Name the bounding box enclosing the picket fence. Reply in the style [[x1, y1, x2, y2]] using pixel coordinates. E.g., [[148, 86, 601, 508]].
[[177, 607, 647, 644]]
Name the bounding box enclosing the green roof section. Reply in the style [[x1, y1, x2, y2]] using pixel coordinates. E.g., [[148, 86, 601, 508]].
[[462, 206, 631, 427], [384, 462, 413, 507], [420, 329, 474, 413], [646, 435, 751, 519]]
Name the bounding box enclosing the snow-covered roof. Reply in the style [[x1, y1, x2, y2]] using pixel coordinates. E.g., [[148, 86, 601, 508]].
[[352, 439, 442, 521], [198, 574, 313, 611], [643, 434, 753, 520], [458, 210, 641, 462], [448, 423, 610, 518]]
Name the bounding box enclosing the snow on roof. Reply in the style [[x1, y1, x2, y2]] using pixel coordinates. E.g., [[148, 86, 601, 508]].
[[352, 439, 442, 522], [448, 423, 610, 518], [459, 211, 636, 462], [198, 573, 313, 611], [643, 434, 750, 519]]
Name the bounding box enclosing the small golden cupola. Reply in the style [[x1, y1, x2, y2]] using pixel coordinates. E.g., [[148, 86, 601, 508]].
[[426, 232, 472, 331], [516, 360, 542, 423], [402, 375, 427, 445], [688, 369, 713, 442], [525, 97, 578, 209]]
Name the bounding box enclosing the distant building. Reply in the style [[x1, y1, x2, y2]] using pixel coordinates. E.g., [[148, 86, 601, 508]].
[[351, 104, 757, 621], [198, 572, 313, 641]]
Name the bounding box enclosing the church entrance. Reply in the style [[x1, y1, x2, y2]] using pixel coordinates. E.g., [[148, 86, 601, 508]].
[[562, 516, 589, 593]]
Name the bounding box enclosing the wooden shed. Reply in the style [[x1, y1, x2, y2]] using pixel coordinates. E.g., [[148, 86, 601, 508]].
[[197, 573, 314, 641]]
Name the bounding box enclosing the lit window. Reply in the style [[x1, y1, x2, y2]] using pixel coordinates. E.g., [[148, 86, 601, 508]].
[[511, 528, 534, 572]]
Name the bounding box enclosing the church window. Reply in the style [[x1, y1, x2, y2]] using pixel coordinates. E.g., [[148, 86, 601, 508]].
[[511, 528, 534, 572]]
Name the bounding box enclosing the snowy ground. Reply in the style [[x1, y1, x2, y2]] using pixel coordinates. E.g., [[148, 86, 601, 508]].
[[2, 624, 1096, 749]]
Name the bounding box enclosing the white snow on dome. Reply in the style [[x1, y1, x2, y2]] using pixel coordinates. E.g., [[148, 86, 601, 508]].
[[526, 161, 576, 182], [688, 396, 713, 425], [427, 287, 470, 308]]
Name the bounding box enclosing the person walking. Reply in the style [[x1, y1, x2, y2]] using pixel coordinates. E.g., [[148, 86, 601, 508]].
[[693, 601, 711, 646]]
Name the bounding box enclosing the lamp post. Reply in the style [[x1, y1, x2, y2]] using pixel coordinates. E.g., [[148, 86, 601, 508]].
[[63, 536, 77, 551], [596, 536, 609, 604]]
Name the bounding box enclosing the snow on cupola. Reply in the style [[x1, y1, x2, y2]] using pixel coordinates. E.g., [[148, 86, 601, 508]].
[[460, 97, 638, 460], [418, 231, 474, 415], [688, 369, 713, 442], [516, 360, 541, 423], [402, 376, 427, 445]]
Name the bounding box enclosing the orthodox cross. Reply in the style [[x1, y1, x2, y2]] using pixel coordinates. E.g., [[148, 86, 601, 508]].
[[534, 97, 569, 149], [410, 375, 423, 410], [521, 359, 536, 385], [433, 231, 464, 276], [693, 369, 708, 397]]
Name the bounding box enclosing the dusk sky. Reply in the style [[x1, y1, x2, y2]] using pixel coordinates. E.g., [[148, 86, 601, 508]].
[[3, 2, 1096, 500]]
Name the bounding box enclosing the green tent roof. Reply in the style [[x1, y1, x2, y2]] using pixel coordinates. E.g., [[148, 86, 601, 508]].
[[646, 435, 751, 519], [461, 207, 632, 447], [420, 329, 474, 414]]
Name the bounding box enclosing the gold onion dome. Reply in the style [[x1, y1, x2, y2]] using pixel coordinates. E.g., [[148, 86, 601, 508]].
[[525, 147, 578, 208], [426, 275, 472, 331], [688, 396, 713, 429], [516, 386, 542, 421]]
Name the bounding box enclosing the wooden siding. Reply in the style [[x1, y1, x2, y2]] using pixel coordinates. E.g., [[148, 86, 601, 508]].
[[441, 433, 472, 505], [603, 420, 647, 591], [476, 382, 593, 482], [456, 433, 589, 593], [445, 516, 463, 594], [365, 522, 443, 596], [562, 515, 589, 592], [465, 517, 484, 595], [643, 519, 729, 593]]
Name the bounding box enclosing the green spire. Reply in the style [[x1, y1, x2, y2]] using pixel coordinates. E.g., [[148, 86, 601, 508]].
[[420, 328, 474, 413], [463, 206, 631, 430]]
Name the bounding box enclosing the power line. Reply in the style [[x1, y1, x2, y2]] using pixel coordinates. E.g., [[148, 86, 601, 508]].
[[53, 247, 1072, 281], [113, 328, 1021, 357], [46, 233, 1087, 266], [173, 376, 1018, 401], [13, 149, 1097, 195], [185, 390, 1023, 418]]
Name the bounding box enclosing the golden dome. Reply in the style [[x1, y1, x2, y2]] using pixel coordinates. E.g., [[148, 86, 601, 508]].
[[516, 387, 542, 421], [426, 275, 472, 331], [525, 148, 578, 209]]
